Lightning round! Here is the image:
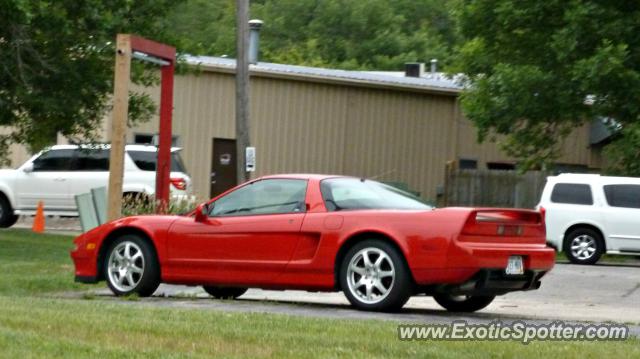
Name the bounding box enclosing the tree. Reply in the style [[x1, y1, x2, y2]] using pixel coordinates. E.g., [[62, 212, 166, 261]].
[[453, 0, 640, 173], [168, 0, 456, 70], [0, 0, 183, 166]]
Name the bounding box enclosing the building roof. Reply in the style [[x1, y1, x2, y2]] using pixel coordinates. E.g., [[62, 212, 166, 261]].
[[183, 55, 463, 96]]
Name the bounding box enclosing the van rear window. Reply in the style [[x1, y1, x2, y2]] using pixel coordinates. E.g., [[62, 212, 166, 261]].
[[550, 183, 593, 205], [127, 151, 187, 173]]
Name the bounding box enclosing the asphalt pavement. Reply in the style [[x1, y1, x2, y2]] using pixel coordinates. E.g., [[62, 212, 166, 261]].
[[82, 263, 640, 333]]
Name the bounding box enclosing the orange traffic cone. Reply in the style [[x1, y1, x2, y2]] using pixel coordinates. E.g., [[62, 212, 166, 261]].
[[32, 201, 45, 233]]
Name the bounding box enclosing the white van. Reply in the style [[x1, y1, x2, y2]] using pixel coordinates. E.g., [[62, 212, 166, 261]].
[[537, 173, 640, 264], [0, 144, 192, 227]]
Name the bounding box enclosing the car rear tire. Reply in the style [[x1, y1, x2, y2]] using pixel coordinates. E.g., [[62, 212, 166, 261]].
[[0, 195, 18, 228], [202, 286, 248, 299], [433, 294, 496, 312], [339, 239, 412, 312], [104, 235, 160, 297], [563, 228, 604, 265]]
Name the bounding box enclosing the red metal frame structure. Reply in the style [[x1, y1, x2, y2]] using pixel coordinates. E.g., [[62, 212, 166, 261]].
[[130, 36, 176, 212], [108, 34, 175, 220]]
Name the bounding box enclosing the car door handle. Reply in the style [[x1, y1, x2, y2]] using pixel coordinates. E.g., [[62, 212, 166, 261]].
[[54, 178, 66, 182]]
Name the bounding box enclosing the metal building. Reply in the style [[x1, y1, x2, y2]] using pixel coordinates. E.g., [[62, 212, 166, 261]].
[[3, 57, 600, 202]]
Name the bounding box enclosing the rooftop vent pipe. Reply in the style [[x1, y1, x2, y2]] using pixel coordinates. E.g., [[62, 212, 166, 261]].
[[248, 19, 263, 64], [430, 59, 438, 74]]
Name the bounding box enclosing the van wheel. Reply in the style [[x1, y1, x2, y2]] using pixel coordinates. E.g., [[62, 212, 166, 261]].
[[564, 228, 604, 265], [0, 195, 18, 228]]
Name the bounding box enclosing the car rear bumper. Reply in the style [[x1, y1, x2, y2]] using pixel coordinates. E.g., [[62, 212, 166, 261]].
[[431, 269, 548, 296], [412, 242, 555, 293]]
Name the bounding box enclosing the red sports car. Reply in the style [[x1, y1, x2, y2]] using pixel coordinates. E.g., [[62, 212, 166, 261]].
[[71, 174, 555, 312]]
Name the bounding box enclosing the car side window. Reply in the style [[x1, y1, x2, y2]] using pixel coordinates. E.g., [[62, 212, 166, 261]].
[[73, 149, 110, 171], [210, 179, 308, 217], [604, 184, 640, 209], [32, 149, 74, 172], [550, 183, 593, 205]]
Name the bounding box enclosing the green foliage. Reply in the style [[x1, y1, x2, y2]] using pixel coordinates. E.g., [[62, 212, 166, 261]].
[[0, 0, 183, 164], [122, 195, 196, 217], [453, 0, 640, 173], [169, 0, 457, 70], [604, 123, 640, 176]]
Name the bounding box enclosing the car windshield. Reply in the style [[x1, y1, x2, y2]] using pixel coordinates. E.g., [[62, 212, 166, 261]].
[[320, 178, 432, 211], [127, 150, 187, 173]]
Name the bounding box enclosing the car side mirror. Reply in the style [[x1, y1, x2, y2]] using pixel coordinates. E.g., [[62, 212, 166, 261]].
[[195, 203, 209, 223], [22, 163, 34, 173]]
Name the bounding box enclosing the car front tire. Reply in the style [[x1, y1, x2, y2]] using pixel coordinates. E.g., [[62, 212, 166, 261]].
[[104, 235, 160, 297], [563, 228, 604, 265], [433, 294, 496, 312], [202, 286, 248, 299], [0, 195, 18, 228], [339, 239, 412, 312]]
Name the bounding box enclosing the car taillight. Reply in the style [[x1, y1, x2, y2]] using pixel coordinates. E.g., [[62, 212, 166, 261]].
[[539, 206, 546, 224], [170, 177, 187, 191], [461, 210, 544, 237]]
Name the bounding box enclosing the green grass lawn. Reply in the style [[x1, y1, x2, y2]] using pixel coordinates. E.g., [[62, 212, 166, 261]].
[[0, 228, 638, 358]]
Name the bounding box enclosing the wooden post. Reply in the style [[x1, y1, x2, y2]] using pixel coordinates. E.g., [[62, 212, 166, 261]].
[[235, 0, 251, 184], [443, 160, 455, 207], [107, 34, 132, 221]]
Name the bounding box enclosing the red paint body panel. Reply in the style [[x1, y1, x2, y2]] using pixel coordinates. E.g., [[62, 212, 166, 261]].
[[71, 174, 555, 292]]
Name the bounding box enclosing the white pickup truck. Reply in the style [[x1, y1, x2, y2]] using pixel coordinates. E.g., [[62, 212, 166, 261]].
[[0, 144, 192, 228]]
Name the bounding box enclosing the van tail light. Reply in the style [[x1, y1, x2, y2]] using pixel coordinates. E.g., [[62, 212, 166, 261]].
[[539, 206, 546, 224], [170, 177, 187, 191], [461, 209, 544, 238]]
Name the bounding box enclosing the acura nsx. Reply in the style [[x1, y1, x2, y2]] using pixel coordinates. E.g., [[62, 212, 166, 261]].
[[71, 174, 555, 312]]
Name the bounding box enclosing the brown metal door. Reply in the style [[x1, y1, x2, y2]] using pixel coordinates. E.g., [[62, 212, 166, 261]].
[[210, 138, 238, 198]]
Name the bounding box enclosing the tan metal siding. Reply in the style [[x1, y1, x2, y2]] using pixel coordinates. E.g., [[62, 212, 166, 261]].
[[455, 111, 595, 169], [342, 89, 456, 201], [251, 78, 349, 176], [130, 74, 459, 200]]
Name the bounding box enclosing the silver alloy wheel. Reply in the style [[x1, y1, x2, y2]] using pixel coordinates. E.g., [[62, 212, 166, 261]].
[[570, 234, 597, 260], [346, 247, 395, 304], [107, 241, 145, 292]]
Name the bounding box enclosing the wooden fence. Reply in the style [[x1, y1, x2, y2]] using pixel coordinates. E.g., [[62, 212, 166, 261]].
[[443, 168, 549, 209]]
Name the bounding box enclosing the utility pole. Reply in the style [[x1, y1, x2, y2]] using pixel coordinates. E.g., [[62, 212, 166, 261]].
[[235, 0, 250, 184], [107, 34, 132, 221]]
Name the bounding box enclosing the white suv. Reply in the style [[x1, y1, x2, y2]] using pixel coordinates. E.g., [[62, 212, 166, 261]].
[[0, 144, 192, 227], [538, 173, 640, 264]]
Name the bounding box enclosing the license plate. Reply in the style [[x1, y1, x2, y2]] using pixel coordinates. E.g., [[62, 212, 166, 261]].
[[506, 256, 524, 275]]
